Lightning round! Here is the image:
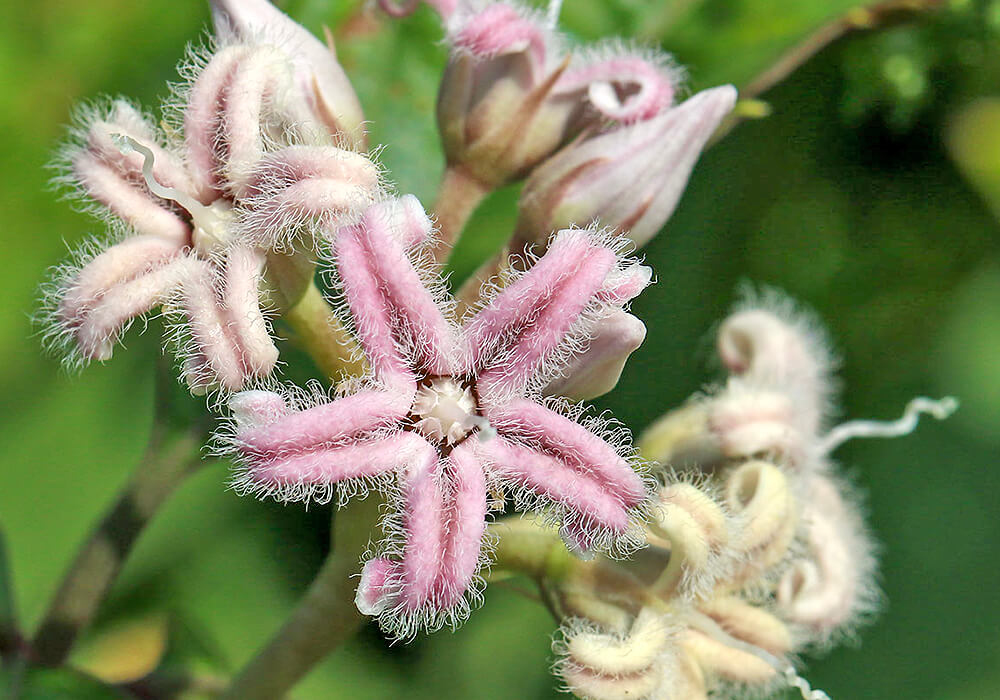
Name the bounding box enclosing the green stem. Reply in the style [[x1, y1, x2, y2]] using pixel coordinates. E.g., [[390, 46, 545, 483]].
[[0, 530, 19, 663], [429, 165, 492, 267], [283, 282, 366, 381], [219, 496, 382, 700], [31, 366, 207, 667]]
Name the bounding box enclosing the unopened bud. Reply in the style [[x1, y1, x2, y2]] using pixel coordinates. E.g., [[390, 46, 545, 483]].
[[542, 310, 646, 401], [557, 609, 676, 700], [648, 482, 731, 598], [517, 85, 736, 246], [724, 461, 797, 577], [775, 475, 878, 644]]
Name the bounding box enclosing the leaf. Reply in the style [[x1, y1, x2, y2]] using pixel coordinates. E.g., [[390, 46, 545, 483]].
[[71, 612, 169, 685]]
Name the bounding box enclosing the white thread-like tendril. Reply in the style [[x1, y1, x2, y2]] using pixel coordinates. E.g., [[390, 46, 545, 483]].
[[820, 396, 958, 453]]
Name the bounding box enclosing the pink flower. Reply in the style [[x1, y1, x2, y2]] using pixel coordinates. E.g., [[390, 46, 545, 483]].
[[44, 34, 378, 392], [220, 197, 653, 637]]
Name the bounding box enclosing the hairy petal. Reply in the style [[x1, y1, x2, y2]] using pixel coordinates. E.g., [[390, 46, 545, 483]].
[[233, 389, 414, 456], [486, 399, 645, 508], [478, 435, 632, 537], [334, 201, 457, 381], [465, 229, 622, 396]]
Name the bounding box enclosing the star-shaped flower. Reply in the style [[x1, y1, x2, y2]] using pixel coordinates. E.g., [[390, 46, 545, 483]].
[[220, 196, 653, 636], [44, 26, 378, 392]]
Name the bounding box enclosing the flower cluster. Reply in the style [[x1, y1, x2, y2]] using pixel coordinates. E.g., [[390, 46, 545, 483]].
[[43, 0, 945, 693], [548, 296, 953, 699], [42, 0, 379, 392]]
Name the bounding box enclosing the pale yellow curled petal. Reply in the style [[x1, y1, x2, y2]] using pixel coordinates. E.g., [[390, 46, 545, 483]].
[[682, 628, 777, 685], [698, 596, 792, 655], [567, 608, 672, 676]]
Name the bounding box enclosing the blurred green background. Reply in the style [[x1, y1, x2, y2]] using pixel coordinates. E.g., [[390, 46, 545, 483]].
[[1, 0, 999, 698]]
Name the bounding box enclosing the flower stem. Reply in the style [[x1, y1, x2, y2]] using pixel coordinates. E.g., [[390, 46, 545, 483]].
[[0, 530, 20, 664], [219, 496, 382, 700], [429, 165, 492, 267], [283, 281, 366, 381], [30, 377, 206, 667]]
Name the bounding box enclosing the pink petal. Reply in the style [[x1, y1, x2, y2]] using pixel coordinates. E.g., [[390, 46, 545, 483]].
[[465, 230, 616, 396], [438, 439, 488, 607], [239, 145, 378, 246], [243, 431, 433, 491], [185, 45, 250, 199], [334, 201, 457, 381], [72, 256, 198, 360], [452, 4, 547, 68], [59, 236, 186, 323], [478, 435, 631, 535], [178, 259, 246, 390], [556, 55, 676, 122], [485, 399, 645, 508], [235, 389, 414, 455], [73, 155, 191, 244], [222, 245, 279, 376]]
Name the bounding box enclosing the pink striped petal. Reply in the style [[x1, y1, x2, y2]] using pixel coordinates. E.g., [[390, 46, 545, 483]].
[[222, 245, 279, 375], [486, 399, 645, 508], [72, 256, 197, 361], [438, 439, 488, 606], [452, 4, 547, 68], [185, 45, 250, 199], [478, 435, 631, 535], [557, 55, 676, 123], [73, 155, 191, 243], [240, 145, 378, 246], [466, 230, 616, 396], [334, 202, 457, 380], [59, 236, 185, 323], [396, 439, 445, 610], [235, 389, 414, 455], [178, 259, 246, 390], [244, 431, 433, 490]]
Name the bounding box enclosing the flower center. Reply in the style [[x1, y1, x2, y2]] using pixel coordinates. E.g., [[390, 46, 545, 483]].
[[111, 133, 235, 256], [410, 377, 481, 445]]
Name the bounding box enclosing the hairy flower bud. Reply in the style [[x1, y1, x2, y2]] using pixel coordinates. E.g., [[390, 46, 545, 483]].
[[725, 461, 797, 580], [556, 609, 677, 700], [775, 475, 878, 646], [436, 3, 678, 188], [517, 86, 736, 246]]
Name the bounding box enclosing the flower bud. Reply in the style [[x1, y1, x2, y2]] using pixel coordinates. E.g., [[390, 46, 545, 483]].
[[775, 475, 878, 645], [647, 482, 732, 598], [210, 0, 366, 146], [436, 4, 679, 188], [717, 299, 833, 437], [542, 310, 646, 401], [516, 86, 736, 246]]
